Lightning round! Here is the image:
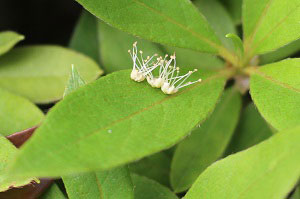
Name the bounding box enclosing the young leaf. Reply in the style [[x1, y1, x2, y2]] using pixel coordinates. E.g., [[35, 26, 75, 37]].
[[63, 65, 86, 97], [260, 39, 300, 64], [184, 126, 300, 199], [69, 11, 100, 63], [226, 33, 244, 61], [193, 0, 237, 51], [0, 88, 44, 136], [63, 167, 133, 199], [40, 183, 66, 199], [129, 152, 171, 187], [171, 88, 241, 192], [6, 68, 226, 179], [225, 103, 273, 155], [131, 174, 178, 199], [0, 136, 38, 192], [0, 31, 24, 56], [98, 20, 164, 73], [0, 45, 103, 103], [243, 0, 300, 56], [76, 0, 237, 63], [250, 58, 300, 130]]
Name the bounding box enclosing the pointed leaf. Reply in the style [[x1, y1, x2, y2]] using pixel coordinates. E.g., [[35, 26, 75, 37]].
[[226, 33, 244, 59], [171, 88, 241, 192], [64, 65, 86, 97], [40, 183, 66, 199], [6, 68, 226, 179], [63, 167, 133, 199], [225, 103, 273, 155], [250, 58, 300, 130], [131, 174, 178, 199], [0, 45, 103, 103], [0, 88, 44, 136], [243, 0, 300, 55], [0, 31, 24, 56], [184, 126, 300, 199]]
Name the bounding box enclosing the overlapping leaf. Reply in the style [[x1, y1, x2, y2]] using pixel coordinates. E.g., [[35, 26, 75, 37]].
[[40, 183, 66, 199], [0, 31, 24, 56]]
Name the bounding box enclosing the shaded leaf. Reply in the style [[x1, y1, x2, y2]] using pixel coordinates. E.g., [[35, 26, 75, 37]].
[[184, 126, 300, 199], [69, 11, 100, 63], [225, 103, 273, 155], [219, 0, 242, 25], [40, 183, 66, 199], [132, 174, 178, 199], [63, 65, 86, 97], [291, 185, 300, 199], [6, 127, 37, 148], [98, 20, 164, 73], [243, 0, 300, 56], [0, 31, 24, 56], [129, 152, 171, 187], [0, 88, 44, 136], [226, 33, 244, 60], [250, 58, 300, 130], [0, 45, 103, 103], [0, 136, 37, 192], [6, 68, 226, 179], [171, 88, 241, 192], [63, 167, 133, 199], [76, 0, 237, 64]]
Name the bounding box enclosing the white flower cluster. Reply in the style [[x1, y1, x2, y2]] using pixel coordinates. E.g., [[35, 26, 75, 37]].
[[128, 42, 202, 94]]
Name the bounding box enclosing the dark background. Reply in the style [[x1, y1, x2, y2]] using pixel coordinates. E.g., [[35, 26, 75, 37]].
[[0, 0, 82, 46]]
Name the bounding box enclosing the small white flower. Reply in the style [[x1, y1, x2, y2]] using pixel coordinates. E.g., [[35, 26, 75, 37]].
[[128, 42, 158, 82]]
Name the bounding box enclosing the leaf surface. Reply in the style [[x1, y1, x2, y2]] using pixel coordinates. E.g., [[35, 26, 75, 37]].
[[40, 183, 66, 199], [0, 45, 102, 103], [243, 0, 300, 55], [0, 31, 24, 56], [0, 88, 44, 136], [250, 58, 300, 130], [6, 68, 226, 179], [171, 88, 241, 192], [184, 126, 300, 199]]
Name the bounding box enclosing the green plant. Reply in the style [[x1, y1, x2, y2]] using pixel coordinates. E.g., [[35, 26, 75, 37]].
[[0, 0, 299, 198]]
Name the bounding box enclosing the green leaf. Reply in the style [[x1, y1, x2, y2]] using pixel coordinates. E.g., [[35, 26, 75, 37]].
[[63, 167, 133, 199], [219, 0, 242, 25], [162, 46, 224, 70], [98, 20, 164, 73], [0, 31, 24, 56], [69, 11, 100, 63], [291, 185, 300, 199], [0, 88, 44, 136], [226, 33, 244, 60], [76, 0, 237, 64], [193, 0, 237, 51], [6, 68, 226, 179], [129, 152, 171, 187], [243, 0, 300, 56], [40, 183, 66, 199], [171, 88, 241, 192], [250, 58, 300, 130], [131, 174, 178, 199], [0, 136, 38, 192], [64, 65, 86, 97], [260, 39, 300, 65], [0, 45, 103, 103], [184, 126, 300, 199], [225, 103, 273, 155]]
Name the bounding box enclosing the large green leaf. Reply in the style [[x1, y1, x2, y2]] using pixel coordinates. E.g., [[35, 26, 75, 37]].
[[260, 39, 300, 65], [250, 58, 300, 130], [131, 174, 178, 199], [0, 31, 24, 56], [225, 103, 273, 155], [69, 11, 100, 63], [184, 126, 300, 199], [0, 45, 103, 103], [0, 136, 37, 192], [76, 0, 237, 64], [40, 183, 66, 199], [5, 68, 226, 179], [98, 20, 164, 73], [194, 0, 237, 51], [129, 152, 171, 187], [171, 88, 241, 192], [243, 0, 300, 56], [63, 167, 133, 199], [0, 88, 44, 136]]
